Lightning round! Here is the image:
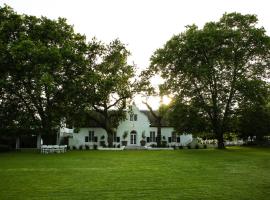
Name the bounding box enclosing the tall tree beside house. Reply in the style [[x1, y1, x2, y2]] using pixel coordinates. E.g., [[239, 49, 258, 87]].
[[236, 83, 270, 142], [0, 5, 94, 145], [71, 39, 136, 147], [167, 98, 211, 136], [141, 97, 169, 147], [139, 70, 170, 147], [148, 12, 270, 148]]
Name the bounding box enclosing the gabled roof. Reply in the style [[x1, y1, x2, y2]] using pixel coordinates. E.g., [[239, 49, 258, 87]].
[[140, 110, 170, 127], [70, 108, 171, 128]]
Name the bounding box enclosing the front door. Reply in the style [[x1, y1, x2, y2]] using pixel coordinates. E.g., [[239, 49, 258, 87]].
[[130, 131, 137, 145]]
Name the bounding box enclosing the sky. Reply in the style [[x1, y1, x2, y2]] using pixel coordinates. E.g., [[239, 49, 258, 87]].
[[1, 0, 270, 109]]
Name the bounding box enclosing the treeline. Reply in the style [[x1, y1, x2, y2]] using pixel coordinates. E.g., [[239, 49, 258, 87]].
[[0, 5, 270, 148]]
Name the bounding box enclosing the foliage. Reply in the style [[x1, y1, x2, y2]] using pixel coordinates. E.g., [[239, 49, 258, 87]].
[[69, 39, 136, 147], [167, 99, 210, 135], [0, 5, 91, 135], [237, 104, 270, 141], [149, 12, 270, 148]]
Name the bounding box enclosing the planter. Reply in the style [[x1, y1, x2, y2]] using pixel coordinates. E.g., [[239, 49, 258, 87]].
[[100, 141, 106, 147], [140, 140, 146, 146], [121, 141, 127, 146]]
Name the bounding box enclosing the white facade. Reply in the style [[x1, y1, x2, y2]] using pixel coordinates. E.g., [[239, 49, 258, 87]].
[[60, 104, 192, 148]]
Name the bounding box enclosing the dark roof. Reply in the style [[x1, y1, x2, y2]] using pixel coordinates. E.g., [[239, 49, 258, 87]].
[[140, 110, 170, 127], [71, 110, 171, 128]]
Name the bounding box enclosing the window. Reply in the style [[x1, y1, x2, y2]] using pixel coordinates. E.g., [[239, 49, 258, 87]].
[[172, 132, 177, 142], [85, 136, 89, 142], [130, 114, 138, 121], [150, 131, 155, 142], [89, 131, 94, 142]]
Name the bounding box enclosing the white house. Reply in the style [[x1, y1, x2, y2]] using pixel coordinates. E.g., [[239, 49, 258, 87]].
[[60, 104, 192, 149]]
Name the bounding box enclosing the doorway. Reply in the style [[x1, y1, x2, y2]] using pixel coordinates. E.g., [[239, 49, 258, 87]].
[[130, 130, 137, 145]]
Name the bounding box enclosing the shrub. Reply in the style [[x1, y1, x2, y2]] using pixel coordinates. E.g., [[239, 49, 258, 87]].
[[195, 144, 199, 149], [122, 141, 127, 146], [79, 145, 84, 150], [93, 144, 98, 150], [150, 144, 157, 148], [161, 141, 167, 147], [85, 145, 90, 150], [179, 146, 183, 149], [187, 145, 191, 149], [117, 144, 120, 148], [73, 146, 77, 150], [203, 144, 207, 149], [100, 141, 106, 147], [0, 144, 10, 152]]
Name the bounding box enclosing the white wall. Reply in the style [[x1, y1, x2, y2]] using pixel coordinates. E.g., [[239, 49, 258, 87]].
[[63, 104, 193, 147]]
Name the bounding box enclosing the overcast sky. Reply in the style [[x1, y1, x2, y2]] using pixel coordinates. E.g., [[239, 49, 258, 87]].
[[1, 0, 270, 69], [1, 0, 270, 108]]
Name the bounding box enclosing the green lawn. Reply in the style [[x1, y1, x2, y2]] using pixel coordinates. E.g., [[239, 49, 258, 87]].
[[0, 147, 269, 200]]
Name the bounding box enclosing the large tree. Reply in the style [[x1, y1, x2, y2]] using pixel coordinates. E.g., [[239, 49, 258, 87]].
[[148, 13, 270, 148], [70, 39, 136, 147], [0, 5, 92, 144]]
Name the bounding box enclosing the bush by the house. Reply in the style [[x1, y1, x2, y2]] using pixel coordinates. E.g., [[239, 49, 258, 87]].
[[161, 141, 167, 147], [150, 144, 157, 148]]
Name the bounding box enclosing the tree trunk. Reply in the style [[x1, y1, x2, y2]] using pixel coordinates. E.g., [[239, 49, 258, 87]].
[[107, 131, 114, 147], [212, 120, 225, 149], [217, 132, 225, 149], [56, 131, 60, 145], [156, 117, 162, 147], [157, 126, 162, 147]]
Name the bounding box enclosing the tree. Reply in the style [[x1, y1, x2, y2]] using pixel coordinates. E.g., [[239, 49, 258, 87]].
[[139, 70, 170, 147], [70, 39, 136, 147], [167, 98, 211, 136], [238, 105, 270, 142], [0, 5, 92, 144], [142, 97, 169, 147], [236, 86, 270, 142], [148, 13, 270, 148]]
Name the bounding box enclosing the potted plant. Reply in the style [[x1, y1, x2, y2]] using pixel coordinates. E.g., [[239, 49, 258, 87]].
[[140, 131, 146, 146], [122, 131, 128, 146], [100, 135, 106, 147]]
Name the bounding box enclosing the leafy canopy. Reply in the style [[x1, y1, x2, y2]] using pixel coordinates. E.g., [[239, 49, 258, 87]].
[[149, 12, 270, 148]]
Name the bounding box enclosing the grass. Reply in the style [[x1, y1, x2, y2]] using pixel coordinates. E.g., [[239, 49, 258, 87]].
[[0, 147, 270, 200]]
